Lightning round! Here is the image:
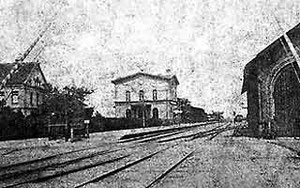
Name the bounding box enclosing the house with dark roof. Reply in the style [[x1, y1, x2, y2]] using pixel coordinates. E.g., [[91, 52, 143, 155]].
[[0, 62, 48, 116], [111, 72, 179, 122]]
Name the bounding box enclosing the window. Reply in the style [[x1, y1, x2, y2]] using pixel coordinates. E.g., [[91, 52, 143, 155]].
[[126, 91, 131, 102], [30, 92, 33, 105], [126, 109, 131, 118], [153, 108, 159, 119], [138, 109, 143, 118], [153, 89, 157, 101], [27, 79, 32, 86], [12, 91, 19, 104], [0, 91, 4, 100], [139, 90, 144, 101], [36, 93, 39, 106], [0, 91, 4, 106], [35, 78, 41, 87]]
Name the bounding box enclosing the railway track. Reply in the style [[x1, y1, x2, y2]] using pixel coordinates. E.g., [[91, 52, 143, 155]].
[[119, 121, 217, 141], [0, 140, 170, 188], [2, 155, 128, 188], [1, 142, 167, 188], [1, 121, 236, 187], [120, 121, 225, 144], [0, 148, 120, 180], [0, 144, 108, 170], [74, 147, 169, 188], [154, 121, 239, 144], [1, 139, 144, 180], [72, 123, 230, 188], [206, 123, 235, 140], [73, 144, 194, 188], [144, 150, 195, 188], [157, 122, 229, 143]]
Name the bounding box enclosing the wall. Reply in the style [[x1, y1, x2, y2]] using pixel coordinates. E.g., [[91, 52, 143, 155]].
[[114, 75, 177, 120], [115, 75, 177, 102], [115, 101, 175, 119]]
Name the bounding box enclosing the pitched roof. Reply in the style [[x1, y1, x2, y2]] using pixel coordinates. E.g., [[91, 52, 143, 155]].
[[0, 63, 14, 82], [0, 62, 40, 85], [242, 22, 300, 94], [111, 72, 179, 85]]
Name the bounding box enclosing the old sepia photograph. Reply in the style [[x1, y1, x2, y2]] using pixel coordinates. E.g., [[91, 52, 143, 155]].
[[1, 0, 300, 187]]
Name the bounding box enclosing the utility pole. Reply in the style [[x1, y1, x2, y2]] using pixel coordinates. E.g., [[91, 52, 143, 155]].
[[142, 98, 146, 127]]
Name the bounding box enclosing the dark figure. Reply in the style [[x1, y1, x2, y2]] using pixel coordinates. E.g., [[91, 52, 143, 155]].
[[294, 117, 300, 138], [261, 120, 277, 139]]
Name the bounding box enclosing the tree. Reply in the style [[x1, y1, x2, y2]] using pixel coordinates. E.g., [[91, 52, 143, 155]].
[[38, 85, 94, 123], [177, 98, 192, 123]]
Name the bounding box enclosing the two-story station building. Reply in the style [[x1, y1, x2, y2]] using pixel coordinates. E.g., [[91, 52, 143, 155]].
[[112, 72, 179, 121]]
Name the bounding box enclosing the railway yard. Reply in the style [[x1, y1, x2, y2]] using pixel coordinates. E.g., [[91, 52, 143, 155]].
[[1, 122, 300, 188]]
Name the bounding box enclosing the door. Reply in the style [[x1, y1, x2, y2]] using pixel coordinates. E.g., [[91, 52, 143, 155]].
[[274, 64, 300, 136]]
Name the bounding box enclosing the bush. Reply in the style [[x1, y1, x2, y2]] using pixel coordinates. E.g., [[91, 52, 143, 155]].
[[0, 107, 47, 141], [90, 116, 174, 132], [146, 118, 163, 127], [101, 118, 143, 131]]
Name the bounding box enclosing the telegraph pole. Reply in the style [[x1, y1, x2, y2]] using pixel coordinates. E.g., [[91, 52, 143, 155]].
[[142, 99, 146, 127]]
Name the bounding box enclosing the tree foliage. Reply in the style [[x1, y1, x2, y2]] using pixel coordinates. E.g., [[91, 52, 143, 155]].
[[38, 85, 94, 123]]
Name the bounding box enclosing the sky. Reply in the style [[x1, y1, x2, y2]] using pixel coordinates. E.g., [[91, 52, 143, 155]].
[[0, 0, 300, 117]]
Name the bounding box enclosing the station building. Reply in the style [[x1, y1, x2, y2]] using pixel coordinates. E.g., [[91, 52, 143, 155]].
[[112, 72, 179, 120]]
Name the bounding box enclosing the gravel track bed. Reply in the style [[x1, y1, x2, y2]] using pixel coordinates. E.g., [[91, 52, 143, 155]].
[[16, 142, 167, 188], [3, 122, 299, 187], [0, 138, 146, 184], [0, 132, 120, 166], [122, 122, 222, 144], [91, 143, 193, 188], [156, 153, 196, 188], [1, 140, 146, 187], [0, 148, 123, 187], [157, 122, 227, 143], [0, 123, 200, 165]]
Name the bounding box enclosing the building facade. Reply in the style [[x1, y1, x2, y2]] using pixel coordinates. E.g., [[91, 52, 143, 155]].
[[242, 23, 300, 137], [0, 62, 48, 116], [112, 72, 179, 121]]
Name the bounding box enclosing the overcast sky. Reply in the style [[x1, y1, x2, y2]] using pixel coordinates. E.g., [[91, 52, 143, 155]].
[[0, 0, 300, 117]]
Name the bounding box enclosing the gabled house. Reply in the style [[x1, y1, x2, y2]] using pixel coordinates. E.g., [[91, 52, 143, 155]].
[[0, 62, 48, 116], [112, 72, 179, 121]]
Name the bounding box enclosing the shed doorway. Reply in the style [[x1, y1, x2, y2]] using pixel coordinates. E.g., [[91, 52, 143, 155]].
[[273, 63, 300, 136]]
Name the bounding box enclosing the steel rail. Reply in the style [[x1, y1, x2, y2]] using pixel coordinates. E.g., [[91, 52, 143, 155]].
[[0, 149, 119, 180], [0, 145, 104, 170], [122, 122, 220, 144], [74, 147, 169, 188], [120, 121, 217, 141], [207, 123, 234, 140], [157, 122, 228, 143], [2, 155, 129, 188], [144, 150, 195, 188]]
